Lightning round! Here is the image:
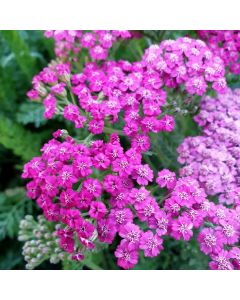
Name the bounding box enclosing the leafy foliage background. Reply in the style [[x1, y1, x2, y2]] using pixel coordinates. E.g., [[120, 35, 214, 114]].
[[0, 30, 239, 270]]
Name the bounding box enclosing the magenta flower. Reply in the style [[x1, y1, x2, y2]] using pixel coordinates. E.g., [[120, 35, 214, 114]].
[[59, 189, 77, 208], [197, 228, 224, 255], [73, 155, 92, 178], [89, 201, 107, 220], [130, 186, 150, 206], [139, 231, 163, 257], [159, 115, 175, 132], [97, 218, 117, 244], [110, 208, 133, 230], [119, 222, 142, 248], [76, 218, 95, 239], [171, 215, 193, 241], [156, 169, 176, 190], [82, 178, 102, 198], [58, 165, 78, 188], [43, 94, 56, 119], [132, 164, 154, 186], [209, 250, 234, 270], [115, 240, 139, 269], [229, 247, 240, 269], [112, 156, 133, 177], [93, 153, 110, 170], [148, 210, 169, 236]]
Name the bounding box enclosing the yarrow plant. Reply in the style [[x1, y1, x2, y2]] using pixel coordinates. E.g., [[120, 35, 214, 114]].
[[20, 30, 240, 270], [22, 129, 212, 269]]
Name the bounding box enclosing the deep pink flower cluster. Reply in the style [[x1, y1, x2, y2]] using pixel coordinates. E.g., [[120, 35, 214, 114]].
[[196, 199, 240, 270], [23, 128, 216, 269], [27, 37, 228, 144], [142, 37, 227, 95], [21, 131, 156, 268], [44, 30, 131, 60], [198, 31, 240, 75], [178, 88, 240, 205], [27, 58, 175, 141]]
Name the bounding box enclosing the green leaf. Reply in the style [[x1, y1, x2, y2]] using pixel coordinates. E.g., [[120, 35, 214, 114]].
[[0, 114, 47, 161], [0, 188, 33, 241], [1, 30, 37, 80], [16, 102, 46, 128]]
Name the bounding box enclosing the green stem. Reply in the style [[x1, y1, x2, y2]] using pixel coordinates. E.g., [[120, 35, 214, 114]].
[[103, 127, 124, 136]]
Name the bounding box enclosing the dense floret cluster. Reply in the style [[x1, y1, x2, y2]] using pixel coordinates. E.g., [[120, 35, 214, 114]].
[[22, 129, 212, 268], [44, 30, 132, 60], [178, 89, 240, 204], [142, 37, 227, 95], [198, 30, 240, 75], [178, 88, 240, 269], [27, 59, 174, 138]]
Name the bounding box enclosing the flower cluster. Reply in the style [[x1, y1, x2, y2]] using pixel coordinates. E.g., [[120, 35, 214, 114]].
[[178, 88, 240, 205], [27, 37, 229, 143], [22, 128, 216, 269], [177, 88, 240, 269], [142, 37, 227, 95], [44, 30, 132, 60], [196, 197, 240, 270], [27, 58, 174, 140], [197, 31, 240, 75], [22, 131, 155, 268]]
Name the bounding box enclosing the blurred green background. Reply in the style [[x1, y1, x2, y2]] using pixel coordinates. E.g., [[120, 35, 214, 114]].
[[0, 31, 56, 269], [0, 30, 238, 270]]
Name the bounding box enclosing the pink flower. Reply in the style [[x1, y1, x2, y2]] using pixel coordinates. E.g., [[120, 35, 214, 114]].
[[136, 197, 160, 221], [81, 33, 96, 48], [88, 119, 104, 134], [112, 156, 133, 177], [76, 218, 95, 239], [115, 240, 139, 269], [89, 201, 107, 220], [97, 218, 117, 244], [148, 210, 169, 236], [103, 174, 122, 196], [132, 164, 154, 186], [43, 94, 56, 119], [93, 153, 110, 170], [110, 208, 133, 231], [59, 189, 77, 208], [119, 222, 141, 248], [139, 231, 163, 257], [72, 252, 85, 261], [58, 165, 78, 188], [197, 228, 224, 255], [82, 178, 102, 198], [90, 45, 107, 60], [219, 221, 239, 244], [171, 215, 193, 241], [209, 250, 233, 270], [229, 247, 240, 269], [130, 186, 150, 206], [131, 135, 151, 153], [73, 155, 92, 178], [156, 169, 176, 189], [159, 115, 175, 132]]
